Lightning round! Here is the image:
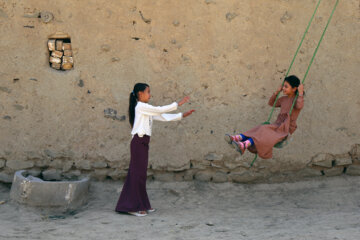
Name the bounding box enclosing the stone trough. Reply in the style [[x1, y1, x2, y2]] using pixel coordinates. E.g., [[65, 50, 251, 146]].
[[10, 170, 90, 210]]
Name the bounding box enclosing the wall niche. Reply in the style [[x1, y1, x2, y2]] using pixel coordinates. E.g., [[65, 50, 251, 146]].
[[48, 32, 74, 70]]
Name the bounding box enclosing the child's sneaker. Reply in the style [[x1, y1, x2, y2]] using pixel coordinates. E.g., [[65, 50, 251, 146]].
[[147, 208, 156, 213], [224, 134, 242, 144], [232, 141, 246, 155], [128, 211, 147, 217]]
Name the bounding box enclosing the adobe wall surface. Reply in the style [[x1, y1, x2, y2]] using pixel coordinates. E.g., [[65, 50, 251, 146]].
[[1, 0, 359, 183]]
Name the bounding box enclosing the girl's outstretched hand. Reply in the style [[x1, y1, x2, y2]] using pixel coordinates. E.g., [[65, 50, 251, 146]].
[[183, 109, 195, 118], [178, 96, 190, 106]]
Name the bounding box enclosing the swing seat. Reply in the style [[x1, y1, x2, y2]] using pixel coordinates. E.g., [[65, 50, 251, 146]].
[[274, 135, 291, 148]]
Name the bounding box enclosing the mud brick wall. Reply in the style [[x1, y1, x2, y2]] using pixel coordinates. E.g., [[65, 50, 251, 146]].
[[0, 0, 359, 183]]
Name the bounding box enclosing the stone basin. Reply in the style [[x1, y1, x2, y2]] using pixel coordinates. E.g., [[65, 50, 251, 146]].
[[10, 170, 90, 209]]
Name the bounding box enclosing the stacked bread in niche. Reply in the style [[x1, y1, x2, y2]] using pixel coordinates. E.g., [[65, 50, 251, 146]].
[[48, 39, 73, 70]]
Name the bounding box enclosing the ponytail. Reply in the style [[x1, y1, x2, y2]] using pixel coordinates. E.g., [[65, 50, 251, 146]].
[[128, 83, 149, 127]]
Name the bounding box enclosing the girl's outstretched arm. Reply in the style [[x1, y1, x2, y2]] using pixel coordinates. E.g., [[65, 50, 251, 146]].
[[153, 109, 195, 121], [137, 102, 179, 116], [153, 113, 182, 122]]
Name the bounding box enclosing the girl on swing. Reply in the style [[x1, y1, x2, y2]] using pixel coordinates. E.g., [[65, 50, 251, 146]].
[[225, 75, 304, 159]]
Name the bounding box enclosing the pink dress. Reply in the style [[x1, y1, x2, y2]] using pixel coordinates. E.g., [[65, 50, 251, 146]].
[[243, 93, 304, 159]]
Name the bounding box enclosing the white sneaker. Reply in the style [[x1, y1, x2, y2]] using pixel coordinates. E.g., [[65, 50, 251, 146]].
[[128, 211, 147, 217], [147, 208, 156, 213]]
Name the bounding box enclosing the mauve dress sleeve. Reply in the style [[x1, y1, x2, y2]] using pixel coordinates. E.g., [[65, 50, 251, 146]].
[[268, 93, 281, 107], [294, 96, 304, 110]]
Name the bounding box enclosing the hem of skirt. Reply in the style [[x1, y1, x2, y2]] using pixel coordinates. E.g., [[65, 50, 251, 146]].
[[115, 207, 150, 213]]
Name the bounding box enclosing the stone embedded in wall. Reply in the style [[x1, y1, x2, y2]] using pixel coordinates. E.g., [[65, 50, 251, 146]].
[[49, 159, 66, 169], [153, 172, 175, 181], [78, 79, 84, 87], [91, 161, 108, 169], [0, 87, 11, 93], [334, 156, 353, 166], [190, 160, 211, 170], [75, 160, 92, 170], [311, 153, 335, 168], [6, 160, 34, 170], [210, 160, 225, 169], [228, 171, 263, 183], [172, 20, 180, 27], [0, 159, 5, 168], [323, 167, 344, 177], [195, 170, 214, 181], [0, 171, 13, 183], [62, 170, 82, 180], [295, 168, 323, 178], [48, 32, 73, 70], [346, 165, 360, 176], [91, 169, 111, 180], [62, 161, 74, 172], [183, 169, 198, 181], [174, 172, 185, 181], [23, 11, 53, 23], [350, 144, 360, 163], [101, 44, 111, 52], [13, 104, 24, 110], [107, 168, 128, 180], [223, 157, 249, 169], [211, 171, 228, 183], [104, 108, 126, 121], [3, 116, 11, 120], [166, 163, 190, 172], [280, 11, 292, 24], [205, 0, 216, 4], [204, 152, 223, 161], [104, 108, 117, 118], [226, 12, 238, 22], [40, 11, 54, 23], [0, 9, 8, 18]]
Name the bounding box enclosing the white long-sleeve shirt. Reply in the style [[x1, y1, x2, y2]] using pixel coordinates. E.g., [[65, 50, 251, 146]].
[[131, 101, 183, 137]]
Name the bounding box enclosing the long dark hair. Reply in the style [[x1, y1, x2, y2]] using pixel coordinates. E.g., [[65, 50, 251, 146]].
[[129, 83, 149, 127], [284, 75, 301, 95]]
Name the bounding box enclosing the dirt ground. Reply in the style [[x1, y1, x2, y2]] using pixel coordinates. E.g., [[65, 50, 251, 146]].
[[1, 176, 360, 240]]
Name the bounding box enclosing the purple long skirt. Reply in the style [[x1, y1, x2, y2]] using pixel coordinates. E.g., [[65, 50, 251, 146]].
[[115, 134, 151, 212]]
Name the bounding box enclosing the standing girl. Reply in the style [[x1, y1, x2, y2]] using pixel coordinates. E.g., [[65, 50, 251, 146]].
[[225, 75, 304, 159], [115, 83, 195, 217]]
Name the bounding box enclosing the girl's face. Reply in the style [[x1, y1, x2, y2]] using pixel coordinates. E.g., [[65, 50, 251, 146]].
[[138, 87, 151, 103], [282, 81, 297, 96]]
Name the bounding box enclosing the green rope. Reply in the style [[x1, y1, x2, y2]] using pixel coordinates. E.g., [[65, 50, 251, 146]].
[[250, 154, 257, 167], [266, 0, 322, 124], [251, 0, 339, 168], [289, 0, 339, 116]]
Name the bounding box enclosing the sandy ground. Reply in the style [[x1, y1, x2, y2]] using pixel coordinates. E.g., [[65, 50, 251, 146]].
[[1, 176, 360, 240]]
